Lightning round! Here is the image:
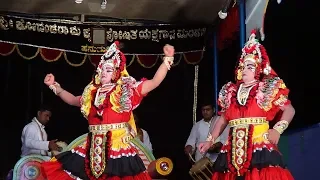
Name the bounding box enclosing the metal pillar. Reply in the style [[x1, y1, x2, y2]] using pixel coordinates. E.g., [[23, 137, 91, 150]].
[[213, 31, 218, 113], [239, 0, 246, 47]]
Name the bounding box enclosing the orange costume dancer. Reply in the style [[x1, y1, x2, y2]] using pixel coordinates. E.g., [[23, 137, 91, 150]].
[[41, 41, 175, 180], [199, 30, 295, 180]]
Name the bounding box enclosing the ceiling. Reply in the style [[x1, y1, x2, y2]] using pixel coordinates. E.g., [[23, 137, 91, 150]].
[[0, 0, 227, 24]]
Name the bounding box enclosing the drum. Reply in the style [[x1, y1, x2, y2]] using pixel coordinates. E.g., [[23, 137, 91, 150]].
[[51, 141, 68, 156], [189, 157, 214, 180], [147, 157, 173, 178]]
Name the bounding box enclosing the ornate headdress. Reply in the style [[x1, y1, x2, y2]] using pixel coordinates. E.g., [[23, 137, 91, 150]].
[[81, 41, 129, 118], [94, 41, 128, 85], [235, 29, 277, 82]]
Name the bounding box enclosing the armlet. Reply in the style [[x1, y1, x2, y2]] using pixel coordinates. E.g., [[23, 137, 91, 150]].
[[256, 77, 288, 111], [218, 82, 235, 111], [273, 94, 288, 106]]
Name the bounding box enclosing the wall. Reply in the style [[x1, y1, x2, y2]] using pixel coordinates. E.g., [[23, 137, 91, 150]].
[[278, 123, 320, 180]]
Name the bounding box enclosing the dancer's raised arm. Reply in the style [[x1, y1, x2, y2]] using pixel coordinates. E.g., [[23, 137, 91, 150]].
[[141, 44, 175, 95], [44, 73, 81, 107]]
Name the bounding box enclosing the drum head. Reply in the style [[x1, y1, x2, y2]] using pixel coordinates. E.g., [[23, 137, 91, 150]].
[[189, 157, 213, 180], [189, 157, 213, 172], [52, 141, 68, 156]]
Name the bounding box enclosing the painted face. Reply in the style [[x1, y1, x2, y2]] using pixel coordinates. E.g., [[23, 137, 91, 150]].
[[100, 64, 114, 85], [242, 60, 256, 83]]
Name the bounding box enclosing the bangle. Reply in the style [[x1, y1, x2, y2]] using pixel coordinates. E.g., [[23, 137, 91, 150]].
[[49, 82, 61, 95], [163, 56, 174, 70], [163, 56, 174, 62], [206, 134, 215, 145], [273, 120, 289, 134]]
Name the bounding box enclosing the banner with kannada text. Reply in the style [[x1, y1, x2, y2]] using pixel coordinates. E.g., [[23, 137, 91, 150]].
[[0, 15, 208, 55]]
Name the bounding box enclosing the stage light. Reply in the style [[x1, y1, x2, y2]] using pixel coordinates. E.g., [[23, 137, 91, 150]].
[[75, 0, 83, 4], [101, 0, 107, 9]]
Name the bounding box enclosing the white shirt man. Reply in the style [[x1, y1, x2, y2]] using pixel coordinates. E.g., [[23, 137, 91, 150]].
[[21, 106, 59, 157], [21, 117, 51, 157], [141, 128, 153, 152], [185, 105, 229, 162], [133, 114, 153, 152]]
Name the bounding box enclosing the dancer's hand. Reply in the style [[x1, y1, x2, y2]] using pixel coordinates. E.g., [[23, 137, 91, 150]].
[[48, 139, 60, 151], [198, 141, 213, 154], [267, 129, 280, 144], [163, 44, 175, 57], [184, 145, 193, 155], [163, 44, 175, 70], [44, 73, 55, 86]]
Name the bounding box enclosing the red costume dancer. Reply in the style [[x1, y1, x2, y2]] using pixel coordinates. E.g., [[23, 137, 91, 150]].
[[41, 41, 175, 180], [198, 30, 295, 180]]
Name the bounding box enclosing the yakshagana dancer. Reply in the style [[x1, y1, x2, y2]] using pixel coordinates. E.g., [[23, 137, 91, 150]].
[[199, 30, 295, 180], [41, 41, 175, 180]]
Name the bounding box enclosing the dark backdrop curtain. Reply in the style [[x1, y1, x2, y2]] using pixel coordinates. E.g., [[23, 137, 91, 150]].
[[262, 0, 302, 128]]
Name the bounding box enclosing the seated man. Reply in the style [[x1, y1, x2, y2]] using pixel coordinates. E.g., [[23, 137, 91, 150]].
[[134, 114, 153, 152], [185, 103, 229, 163], [21, 105, 60, 157], [6, 105, 61, 180]]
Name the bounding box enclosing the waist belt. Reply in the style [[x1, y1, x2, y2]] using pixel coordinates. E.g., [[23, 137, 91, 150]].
[[89, 123, 128, 133], [229, 117, 267, 127]]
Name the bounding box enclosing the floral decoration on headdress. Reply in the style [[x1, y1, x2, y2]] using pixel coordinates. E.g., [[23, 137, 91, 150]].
[[81, 41, 129, 118], [94, 41, 127, 85], [235, 29, 277, 81]]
